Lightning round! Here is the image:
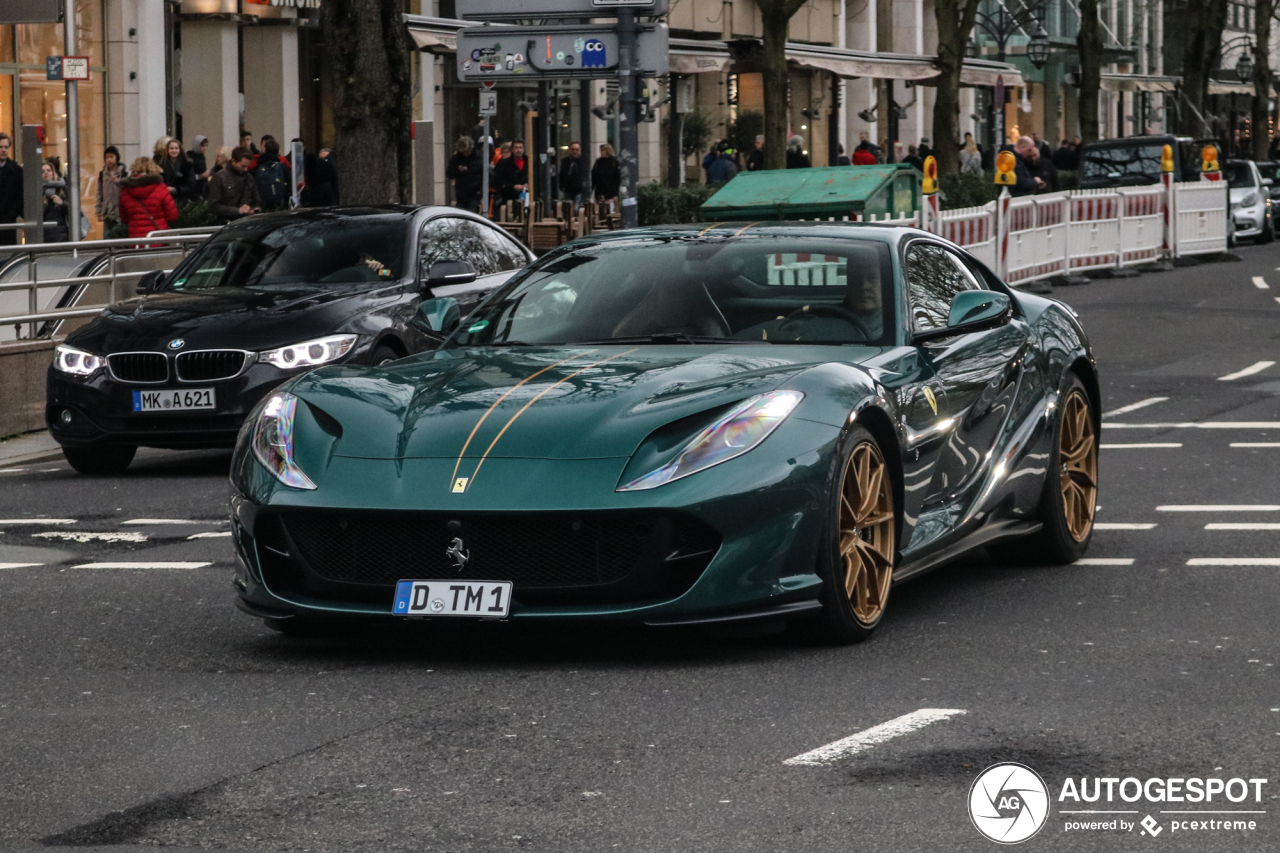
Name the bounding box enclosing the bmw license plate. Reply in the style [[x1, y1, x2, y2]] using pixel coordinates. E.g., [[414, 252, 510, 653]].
[[132, 388, 215, 412], [393, 580, 512, 618]]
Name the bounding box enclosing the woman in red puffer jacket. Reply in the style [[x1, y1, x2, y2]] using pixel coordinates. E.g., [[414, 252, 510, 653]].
[[118, 157, 179, 239]]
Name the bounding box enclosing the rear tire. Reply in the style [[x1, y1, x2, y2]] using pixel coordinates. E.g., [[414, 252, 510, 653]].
[[62, 443, 136, 475], [813, 425, 897, 644]]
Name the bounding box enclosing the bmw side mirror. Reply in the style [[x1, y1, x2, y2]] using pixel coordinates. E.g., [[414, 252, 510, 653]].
[[136, 270, 167, 296], [414, 297, 460, 334], [424, 260, 478, 290]]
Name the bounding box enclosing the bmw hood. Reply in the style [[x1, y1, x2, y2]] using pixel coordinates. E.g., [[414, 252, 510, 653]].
[[67, 286, 382, 353], [288, 346, 878, 462]]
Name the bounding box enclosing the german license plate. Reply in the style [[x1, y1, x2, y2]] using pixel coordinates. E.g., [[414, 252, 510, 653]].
[[132, 388, 215, 412], [393, 580, 512, 618]]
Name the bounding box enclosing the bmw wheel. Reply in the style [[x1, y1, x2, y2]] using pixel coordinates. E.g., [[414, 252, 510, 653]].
[[814, 425, 897, 644], [370, 345, 401, 367], [62, 443, 137, 476]]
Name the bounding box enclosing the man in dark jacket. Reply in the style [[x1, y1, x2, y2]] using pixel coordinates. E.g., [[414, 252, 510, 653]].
[[493, 139, 529, 204], [1010, 138, 1044, 197], [786, 135, 811, 169], [559, 142, 585, 206], [706, 141, 740, 184], [0, 133, 23, 247], [746, 136, 765, 171], [206, 147, 261, 223]]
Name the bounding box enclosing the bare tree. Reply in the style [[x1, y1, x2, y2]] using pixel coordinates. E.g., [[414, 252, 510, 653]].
[[932, 0, 983, 176], [752, 0, 808, 170], [1173, 0, 1231, 137], [321, 0, 414, 203], [1253, 0, 1275, 159], [1076, 0, 1103, 144]]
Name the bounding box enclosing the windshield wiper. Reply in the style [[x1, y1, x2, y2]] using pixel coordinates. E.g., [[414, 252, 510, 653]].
[[567, 334, 766, 346]]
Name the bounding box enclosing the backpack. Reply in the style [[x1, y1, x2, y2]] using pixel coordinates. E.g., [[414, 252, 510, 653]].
[[256, 159, 290, 208]]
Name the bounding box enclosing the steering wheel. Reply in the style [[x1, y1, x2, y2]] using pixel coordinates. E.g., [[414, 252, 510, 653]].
[[778, 304, 874, 340]]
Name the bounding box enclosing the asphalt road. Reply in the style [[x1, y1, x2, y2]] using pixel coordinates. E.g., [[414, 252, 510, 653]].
[[2, 242, 1279, 852]]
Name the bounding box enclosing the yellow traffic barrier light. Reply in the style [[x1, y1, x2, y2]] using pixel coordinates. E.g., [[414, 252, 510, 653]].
[[1161, 144, 1174, 174], [922, 156, 938, 194], [1202, 145, 1219, 173], [995, 150, 1017, 185]]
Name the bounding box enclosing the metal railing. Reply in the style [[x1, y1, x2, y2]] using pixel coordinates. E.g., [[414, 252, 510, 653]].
[[0, 229, 218, 340]]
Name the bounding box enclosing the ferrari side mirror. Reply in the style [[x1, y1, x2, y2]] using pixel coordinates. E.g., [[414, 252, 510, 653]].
[[946, 291, 1011, 329]]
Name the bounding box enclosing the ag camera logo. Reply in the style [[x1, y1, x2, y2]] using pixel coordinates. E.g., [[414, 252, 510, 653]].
[[969, 762, 1051, 844]]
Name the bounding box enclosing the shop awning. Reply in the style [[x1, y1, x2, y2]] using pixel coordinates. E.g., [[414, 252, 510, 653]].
[[403, 14, 468, 55], [960, 59, 1025, 88], [1207, 80, 1254, 95], [785, 44, 940, 81], [669, 38, 733, 74], [1100, 72, 1180, 93]]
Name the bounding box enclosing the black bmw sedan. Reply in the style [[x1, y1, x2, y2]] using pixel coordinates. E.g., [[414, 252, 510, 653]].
[[47, 206, 534, 474]]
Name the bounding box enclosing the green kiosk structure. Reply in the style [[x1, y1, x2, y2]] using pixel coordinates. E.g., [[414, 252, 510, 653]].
[[698, 164, 922, 222]]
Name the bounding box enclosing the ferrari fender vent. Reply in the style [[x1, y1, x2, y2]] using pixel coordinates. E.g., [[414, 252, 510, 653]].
[[264, 511, 721, 604], [175, 350, 249, 382], [107, 352, 168, 383]]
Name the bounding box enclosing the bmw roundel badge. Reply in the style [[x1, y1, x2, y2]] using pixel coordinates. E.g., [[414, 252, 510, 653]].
[[168, 339, 185, 350]]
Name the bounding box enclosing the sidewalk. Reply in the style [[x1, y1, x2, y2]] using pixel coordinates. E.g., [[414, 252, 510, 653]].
[[0, 430, 62, 466]]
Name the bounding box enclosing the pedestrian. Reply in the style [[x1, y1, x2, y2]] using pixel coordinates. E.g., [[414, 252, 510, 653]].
[[705, 140, 740, 184], [918, 137, 933, 161], [746, 135, 765, 171], [0, 132, 21, 247], [786, 135, 811, 169], [118, 156, 179, 238], [239, 130, 258, 156], [447, 135, 484, 212], [559, 141, 585, 207], [41, 159, 71, 243], [960, 138, 983, 175], [836, 144, 852, 167], [209, 146, 232, 178], [1052, 138, 1077, 170], [852, 137, 877, 165], [253, 138, 291, 209], [95, 146, 127, 226], [905, 145, 923, 171], [205, 146, 261, 224], [1010, 136, 1043, 197], [493, 138, 530, 205], [188, 135, 211, 180], [858, 131, 880, 159], [493, 140, 510, 168], [310, 149, 339, 207], [156, 138, 199, 202], [1032, 132, 1053, 162], [591, 143, 621, 208]]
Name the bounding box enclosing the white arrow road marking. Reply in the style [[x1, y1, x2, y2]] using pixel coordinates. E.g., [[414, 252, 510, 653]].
[[1187, 558, 1280, 567], [1077, 558, 1136, 565], [1094, 523, 1157, 530], [70, 562, 211, 570], [1105, 422, 1280, 429], [0, 563, 43, 569], [1205, 523, 1280, 530], [1219, 361, 1276, 381], [1253, 276, 1270, 289], [1102, 397, 1168, 418], [783, 709, 966, 766], [1101, 443, 1182, 449], [0, 519, 76, 525], [1158, 505, 1280, 512]]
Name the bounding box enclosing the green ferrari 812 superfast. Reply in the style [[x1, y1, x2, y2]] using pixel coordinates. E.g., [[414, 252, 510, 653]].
[[229, 223, 1098, 642]]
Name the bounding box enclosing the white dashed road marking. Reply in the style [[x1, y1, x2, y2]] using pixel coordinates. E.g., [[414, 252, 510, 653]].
[[1205, 523, 1280, 530], [1157, 505, 1280, 512], [1077, 558, 1136, 566], [1232, 442, 1280, 448], [0, 519, 76, 525], [1102, 397, 1168, 418], [783, 709, 967, 766], [70, 562, 211, 570], [121, 519, 215, 526], [0, 563, 43, 569], [33, 531, 148, 544], [1253, 276, 1270, 289], [1218, 361, 1276, 381], [1100, 443, 1182, 449], [187, 532, 232, 539], [1094, 523, 1157, 530], [1187, 558, 1280, 567], [1105, 422, 1280, 429]]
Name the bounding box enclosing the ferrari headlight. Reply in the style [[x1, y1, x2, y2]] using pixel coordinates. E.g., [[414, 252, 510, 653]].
[[53, 344, 105, 376], [259, 334, 357, 369], [1241, 192, 1259, 208], [618, 391, 804, 491], [251, 393, 316, 490]]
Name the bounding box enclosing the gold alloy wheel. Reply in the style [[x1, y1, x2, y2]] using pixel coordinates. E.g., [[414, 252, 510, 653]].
[[1059, 389, 1098, 542], [838, 441, 896, 624]]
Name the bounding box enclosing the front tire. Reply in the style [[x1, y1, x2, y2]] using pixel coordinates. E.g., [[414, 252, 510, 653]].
[[370, 345, 402, 367], [62, 443, 136, 475], [1261, 212, 1276, 244], [813, 426, 897, 644]]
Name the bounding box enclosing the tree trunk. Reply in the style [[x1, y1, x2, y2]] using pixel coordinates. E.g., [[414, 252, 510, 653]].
[[1252, 0, 1275, 160], [1076, 0, 1103, 144], [754, 0, 807, 170], [932, 0, 982, 176], [1177, 0, 1231, 137], [321, 0, 413, 204]]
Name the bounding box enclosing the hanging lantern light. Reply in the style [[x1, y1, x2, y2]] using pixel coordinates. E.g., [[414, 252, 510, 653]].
[[1028, 24, 1051, 69], [1237, 49, 1255, 83]]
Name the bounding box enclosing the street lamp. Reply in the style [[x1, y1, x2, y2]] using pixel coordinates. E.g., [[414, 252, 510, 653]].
[[966, 39, 980, 59], [1027, 25, 1051, 69], [1236, 49, 1255, 83]]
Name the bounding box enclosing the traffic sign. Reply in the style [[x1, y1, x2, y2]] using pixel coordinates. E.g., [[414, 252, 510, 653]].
[[46, 55, 90, 82], [456, 23, 668, 82], [456, 0, 668, 20], [479, 91, 498, 116]]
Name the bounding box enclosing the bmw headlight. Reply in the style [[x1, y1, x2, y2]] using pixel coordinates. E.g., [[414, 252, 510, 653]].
[[259, 334, 357, 369], [618, 391, 804, 491], [251, 393, 316, 490], [1241, 192, 1260, 208], [53, 344, 105, 376]]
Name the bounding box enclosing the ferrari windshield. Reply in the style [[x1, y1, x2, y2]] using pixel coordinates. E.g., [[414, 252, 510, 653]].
[[448, 236, 896, 347], [168, 216, 408, 292]]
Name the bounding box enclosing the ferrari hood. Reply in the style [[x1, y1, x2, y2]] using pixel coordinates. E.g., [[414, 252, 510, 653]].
[[290, 345, 876, 462]]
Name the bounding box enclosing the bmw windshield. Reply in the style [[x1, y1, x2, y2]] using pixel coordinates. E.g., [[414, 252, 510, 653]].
[[167, 216, 409, 292], [447, 236, 896, 347]]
